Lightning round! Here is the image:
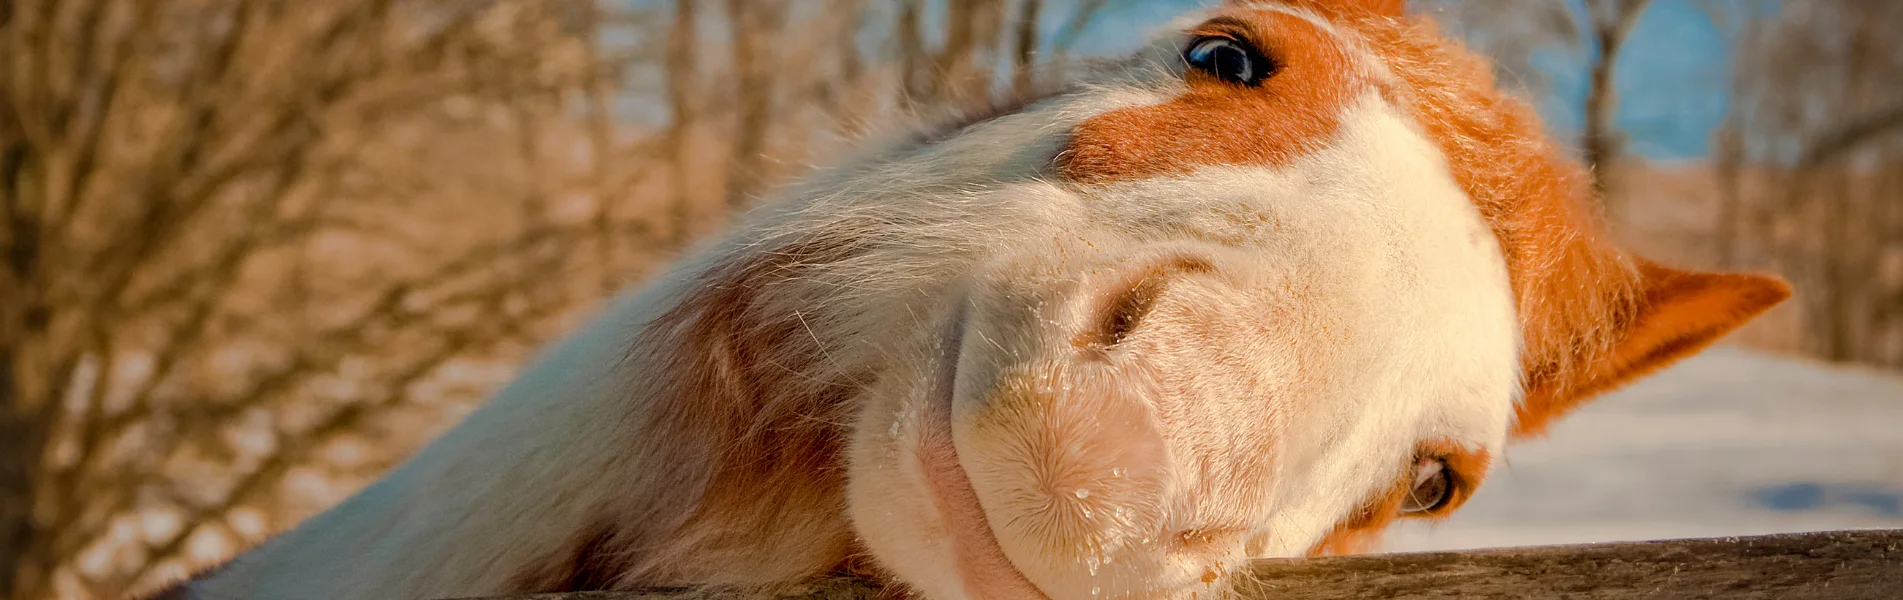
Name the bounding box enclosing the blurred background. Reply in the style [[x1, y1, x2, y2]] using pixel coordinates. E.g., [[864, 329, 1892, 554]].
[[1, 0, 1899, 598]]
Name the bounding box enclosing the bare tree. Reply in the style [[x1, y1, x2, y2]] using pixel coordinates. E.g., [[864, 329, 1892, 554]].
[[1718, 0, 1903, 366], [0, 1, 666, 597], [1712, 117, 1747, 268], [0, 1, 1133, 597], [664, 0, 704, 245], [1419, 0, 1653, 209], [1580, 0, 1653, 204], [1011, 0, 1046, 96], [1433, 0, 1903, 366], [725, 0, 789, 212]]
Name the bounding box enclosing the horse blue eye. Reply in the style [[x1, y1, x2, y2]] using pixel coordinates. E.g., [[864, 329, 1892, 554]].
[[1184, 36, 1268, 86]]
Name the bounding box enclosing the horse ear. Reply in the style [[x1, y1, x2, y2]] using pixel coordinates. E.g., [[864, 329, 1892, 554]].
[[1512, 259, 1791, 437], [1241, 0, 1405, 18]]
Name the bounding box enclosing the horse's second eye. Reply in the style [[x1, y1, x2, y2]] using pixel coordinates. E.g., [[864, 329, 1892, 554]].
[[1399, 457, 1452, 514], [1184, 36, 1268, 86]]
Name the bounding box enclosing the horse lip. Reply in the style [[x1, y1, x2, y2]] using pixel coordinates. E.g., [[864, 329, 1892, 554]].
[[916, 298, 1051, 600]]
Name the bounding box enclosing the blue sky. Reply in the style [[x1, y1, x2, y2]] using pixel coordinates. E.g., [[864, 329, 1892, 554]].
[[614, 0, 1740, 161], [1070, 0, 1737, 161]]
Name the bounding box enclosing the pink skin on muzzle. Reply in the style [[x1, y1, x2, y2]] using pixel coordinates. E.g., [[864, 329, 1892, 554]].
[[915, 301, 1051, 600]]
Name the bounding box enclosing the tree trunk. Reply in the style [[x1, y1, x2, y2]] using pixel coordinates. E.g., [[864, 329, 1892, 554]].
[[666, 0, 702, 246], [0, 246, 50, 600], [1713, 121, 1745, 268], [0, 350, 50, 600], [935, 0, 1006, 109], [896, 0, 929, 109], [1581, 0, 1651, 217], [1011, 0, 1044, 98], [1820, 178, 1856, 362], [725, 0, 784, 214], [0, 120, 46, 599]]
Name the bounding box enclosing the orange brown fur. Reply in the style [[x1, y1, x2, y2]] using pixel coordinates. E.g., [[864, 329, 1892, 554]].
[[505, 238, 869, 591], [1281, 0, 1406, 19], [639, 239, 864, 580], [1059, 12, 1362, 184]]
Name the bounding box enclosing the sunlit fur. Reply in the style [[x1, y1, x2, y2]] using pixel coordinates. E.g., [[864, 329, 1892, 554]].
[[161, 1, 1788, 600]]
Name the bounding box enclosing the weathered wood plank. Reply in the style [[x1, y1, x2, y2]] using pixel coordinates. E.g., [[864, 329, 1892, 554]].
[[455, 528, 1903, 600], [1234, 528, 1903, 599]]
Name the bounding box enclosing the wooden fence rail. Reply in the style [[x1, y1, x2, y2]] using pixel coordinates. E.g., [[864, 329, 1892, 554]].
[[459, 528, 1903, 600]]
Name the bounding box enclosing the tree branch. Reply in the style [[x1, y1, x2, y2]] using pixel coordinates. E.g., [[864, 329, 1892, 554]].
[[1797, 103, 1903, 171]]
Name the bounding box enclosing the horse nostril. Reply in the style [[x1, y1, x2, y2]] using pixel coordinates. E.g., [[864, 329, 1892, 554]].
[[1077, 256, 1214, 350], [1097, 274, 1168, 347]]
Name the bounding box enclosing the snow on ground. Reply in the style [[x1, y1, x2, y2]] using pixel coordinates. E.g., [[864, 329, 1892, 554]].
[[1383, 346, 1903, 552]]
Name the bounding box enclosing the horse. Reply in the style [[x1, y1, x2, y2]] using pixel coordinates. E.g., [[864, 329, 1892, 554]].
[[152, 1, 1790, 598]]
